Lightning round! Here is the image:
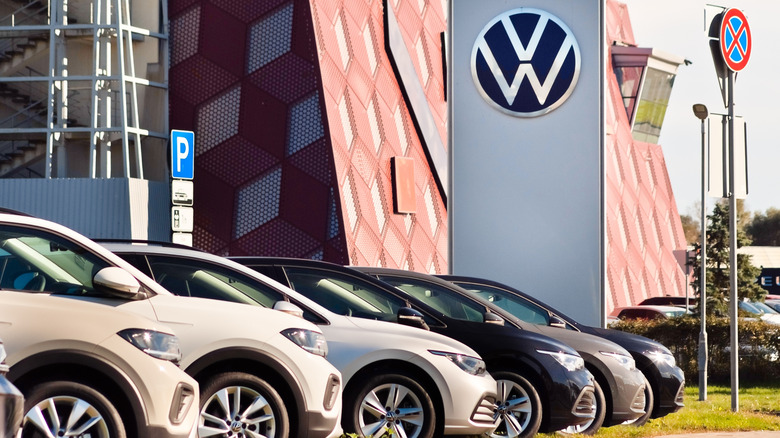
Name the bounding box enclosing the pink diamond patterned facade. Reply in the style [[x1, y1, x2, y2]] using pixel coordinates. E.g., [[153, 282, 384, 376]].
[[604, 1, 688, 310], [169, 0, 686, 312]]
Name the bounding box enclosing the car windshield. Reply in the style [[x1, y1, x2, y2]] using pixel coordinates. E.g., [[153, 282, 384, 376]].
[[739, 300, 763, 315], [752, 301, 779, 314]]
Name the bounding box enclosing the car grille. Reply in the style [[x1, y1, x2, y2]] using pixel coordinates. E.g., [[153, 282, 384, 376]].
[[630, 383, 648, 414], [471, 394, 499, 425], [572, 386, 597, 418], [674, 381, 685, 407]]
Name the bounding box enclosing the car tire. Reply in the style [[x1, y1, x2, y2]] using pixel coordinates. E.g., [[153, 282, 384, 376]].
[[198, 372, 289, 438], [623, 375, 654, 427], [488, 371, 542, 438], [21, 380, 126, 438], [561, 379, 606, 435], [344, 372, 436, 438]]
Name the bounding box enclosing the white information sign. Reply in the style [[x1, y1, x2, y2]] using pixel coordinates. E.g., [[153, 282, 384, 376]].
[[171, 206, 194, 232], [172, 179, 194, 206]]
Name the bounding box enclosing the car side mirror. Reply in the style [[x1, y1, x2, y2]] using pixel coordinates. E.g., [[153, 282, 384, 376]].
[[93, 267, 142, 299], [397, 307, 429, 331], [549, 315, 567, 329], [484, 312, 504, 326], [273, 301, 305, 319]]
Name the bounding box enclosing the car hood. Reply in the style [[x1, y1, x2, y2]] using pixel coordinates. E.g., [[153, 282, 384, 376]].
[[331, 315, 481, 357], [532, 324, 632, 356], [585, 326, 673, 356], [0, 291, 174, 362], [110, 293, 324, 366]]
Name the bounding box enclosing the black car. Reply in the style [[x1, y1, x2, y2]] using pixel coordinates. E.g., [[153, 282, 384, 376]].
[[231, 257, 602, 437], [441, 275, 685, 419]]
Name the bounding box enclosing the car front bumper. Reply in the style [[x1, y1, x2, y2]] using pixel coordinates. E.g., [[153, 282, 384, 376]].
[[0, 373, 23, 438]]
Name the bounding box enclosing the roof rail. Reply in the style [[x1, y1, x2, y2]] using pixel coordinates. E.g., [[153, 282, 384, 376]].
[[0, 206, 33, 216], [91, 238, 204, 252]]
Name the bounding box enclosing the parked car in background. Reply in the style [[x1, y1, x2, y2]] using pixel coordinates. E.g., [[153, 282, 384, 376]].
[[102, 242, 500, 438], [0, 338, 23, 438], [232, 257, 600, 437], [0, 212, 342, 438], [764, 299, 780, 313], [639, 296, 697, 312], [611, 305, 689, 321], [739, 300, 780, 325], [440, 275, 685, 421], [1, 290, 199, 438]]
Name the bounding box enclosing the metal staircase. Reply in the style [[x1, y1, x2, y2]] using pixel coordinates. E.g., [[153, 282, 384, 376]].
[[0, 0, 169, 179]]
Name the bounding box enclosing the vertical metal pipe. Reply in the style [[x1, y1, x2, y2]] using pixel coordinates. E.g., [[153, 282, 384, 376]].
[[699, 115, 708, 401], [727, 69, 738, 412]]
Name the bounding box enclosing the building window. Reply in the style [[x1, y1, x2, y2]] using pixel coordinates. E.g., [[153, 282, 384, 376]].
[[612, 45, 684, 144]]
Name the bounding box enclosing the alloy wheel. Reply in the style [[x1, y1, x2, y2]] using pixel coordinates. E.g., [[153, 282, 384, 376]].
[[490, 378, 534, 437], [24, 395, 111, 438], [199, 385, 277, 438], [358, 382, 425, 438]]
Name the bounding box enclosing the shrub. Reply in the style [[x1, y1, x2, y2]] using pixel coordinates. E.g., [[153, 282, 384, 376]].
[[609, 315, 780, 383]]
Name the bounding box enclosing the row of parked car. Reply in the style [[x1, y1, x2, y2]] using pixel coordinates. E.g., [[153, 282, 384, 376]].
[[0, 210, 685, 438]]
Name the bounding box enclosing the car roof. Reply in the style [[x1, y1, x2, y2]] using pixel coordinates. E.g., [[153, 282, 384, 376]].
[[100, 241, 344, 321]]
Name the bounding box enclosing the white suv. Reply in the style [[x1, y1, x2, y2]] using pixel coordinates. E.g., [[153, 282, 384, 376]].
[[0, 212, 342, 438], [1, 289, 199, 438], [100, 242, 501, 438]]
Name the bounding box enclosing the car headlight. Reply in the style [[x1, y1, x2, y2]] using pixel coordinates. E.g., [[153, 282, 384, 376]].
[[537, 349, 585, 372], [281, 328, 328, 358], [429, 350, 487, 375], [600, 351, 636, 371], [118, 329, 182, 363], [646, 350, 676, 368]]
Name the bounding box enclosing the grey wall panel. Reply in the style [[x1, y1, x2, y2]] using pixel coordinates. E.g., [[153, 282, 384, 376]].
[[0, 179, 170, 241], [449, 0, 605, 326]]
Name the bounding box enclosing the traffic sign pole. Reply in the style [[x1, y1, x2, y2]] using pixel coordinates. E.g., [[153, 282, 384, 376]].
[[727, 68, 739, 412], [170, 130, 195, 246], [709, 7, 750, 412]]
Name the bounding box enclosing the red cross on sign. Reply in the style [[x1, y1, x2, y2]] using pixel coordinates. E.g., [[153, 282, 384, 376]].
[[720, 8, 751, 72]]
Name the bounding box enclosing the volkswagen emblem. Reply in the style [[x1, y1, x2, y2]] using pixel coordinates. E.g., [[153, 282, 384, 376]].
[[471, 8, 581, 117]]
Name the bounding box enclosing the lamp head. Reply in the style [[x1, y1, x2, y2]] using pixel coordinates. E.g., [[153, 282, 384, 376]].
[[692, 103, 708, 120]]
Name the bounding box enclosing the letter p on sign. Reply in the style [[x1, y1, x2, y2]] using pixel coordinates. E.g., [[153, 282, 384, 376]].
[[170, 130, 194, 180]]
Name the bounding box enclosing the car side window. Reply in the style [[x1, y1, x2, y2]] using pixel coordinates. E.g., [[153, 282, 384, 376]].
[[379, 276, 486, 322], [459, 284, 551, 326], [283, 267, 400, 320], [143, 255, 284, 308], [0, 225, 110, 296]]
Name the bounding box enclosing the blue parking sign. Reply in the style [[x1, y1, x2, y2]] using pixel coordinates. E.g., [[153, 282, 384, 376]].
[[171, 130, 194, 180]]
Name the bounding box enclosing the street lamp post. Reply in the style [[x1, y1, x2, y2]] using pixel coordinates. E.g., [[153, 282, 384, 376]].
[[692, 103, 709, 401]]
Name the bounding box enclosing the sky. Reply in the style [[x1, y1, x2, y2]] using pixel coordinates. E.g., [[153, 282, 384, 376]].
[[620, 0, 780, 218]]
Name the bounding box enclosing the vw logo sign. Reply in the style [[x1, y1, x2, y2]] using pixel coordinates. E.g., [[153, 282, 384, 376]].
[[471, 8, 581, 117]]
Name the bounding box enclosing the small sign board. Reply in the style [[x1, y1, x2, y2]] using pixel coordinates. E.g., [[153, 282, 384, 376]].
[[719, 8, 751, 72], [171, 206, 194, 232], [172, 232, 193, 247], [172, 179, 194, 206]]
